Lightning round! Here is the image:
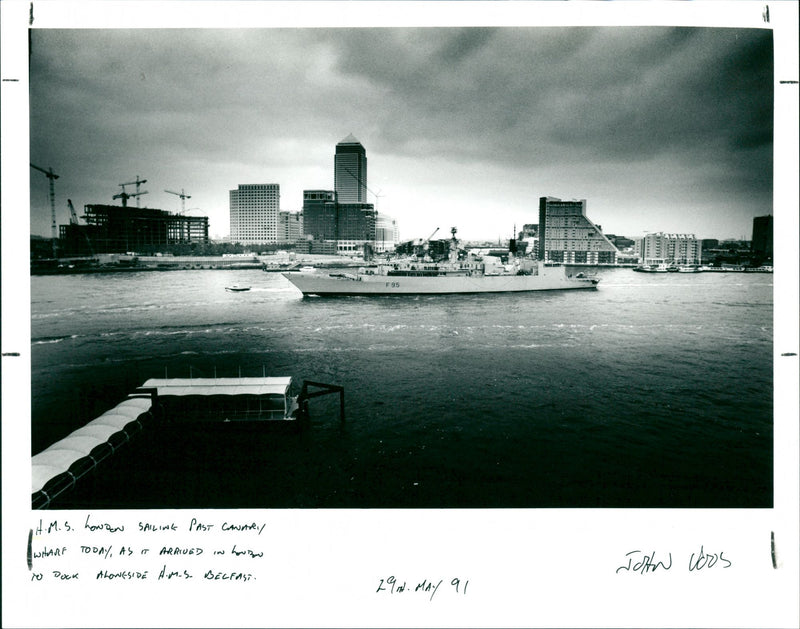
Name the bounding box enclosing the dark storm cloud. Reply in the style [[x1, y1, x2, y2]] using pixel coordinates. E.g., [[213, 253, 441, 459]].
[[434, 28, 497, 65], [324, 26, 772, 179], [28, 24, 773, 238], [31, 27, 772, 169]]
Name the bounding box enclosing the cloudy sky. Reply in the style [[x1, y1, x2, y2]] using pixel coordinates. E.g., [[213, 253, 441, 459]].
[[29, 23, 773, 242]]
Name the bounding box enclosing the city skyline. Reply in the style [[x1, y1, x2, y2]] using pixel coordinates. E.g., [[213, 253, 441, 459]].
[[28, 21, 774, 243]]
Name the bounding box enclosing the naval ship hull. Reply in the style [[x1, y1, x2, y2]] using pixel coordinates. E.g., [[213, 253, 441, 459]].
[[282, 269, 599, 296]]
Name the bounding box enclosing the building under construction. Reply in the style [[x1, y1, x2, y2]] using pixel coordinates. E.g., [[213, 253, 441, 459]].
[[59, 204, 209, 255]]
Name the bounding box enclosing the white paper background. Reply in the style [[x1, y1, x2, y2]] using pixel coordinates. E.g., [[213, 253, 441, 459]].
[[2, 2, 798, 627]]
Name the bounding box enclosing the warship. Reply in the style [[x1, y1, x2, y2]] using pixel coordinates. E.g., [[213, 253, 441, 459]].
[[283, 228, 599, 296]]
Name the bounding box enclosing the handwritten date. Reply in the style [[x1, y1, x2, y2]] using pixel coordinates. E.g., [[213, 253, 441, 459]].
[[377, 576, 468, 601]]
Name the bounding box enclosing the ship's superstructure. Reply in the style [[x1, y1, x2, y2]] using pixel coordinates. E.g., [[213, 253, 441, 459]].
[[283, 228, 599, 296]]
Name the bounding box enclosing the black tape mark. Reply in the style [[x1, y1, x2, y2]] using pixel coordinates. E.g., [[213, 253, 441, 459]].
[[781, 352, 798, 356], [2, 352, 21, 357], [27, 529, 33, 571], [770, 531, 777, 569], [29, 2, 34, 26], [762, 5, 769, 23]]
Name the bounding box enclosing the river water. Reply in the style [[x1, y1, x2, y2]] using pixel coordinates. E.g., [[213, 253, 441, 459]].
[[30, 267, 773, 508]]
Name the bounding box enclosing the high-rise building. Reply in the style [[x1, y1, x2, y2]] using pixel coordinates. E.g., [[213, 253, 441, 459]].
[[229, 183, 280, 244], [299, 137, 396, 256], [302, 190, 338, 241], [751, 215, 773, 259], [538, 197, 619, 264], [301, 190, 379, 255], [277, 211, 303, 244], [336, 203, 377, 254], [334, 133, 368, 203], [636, 232, 702, 265]]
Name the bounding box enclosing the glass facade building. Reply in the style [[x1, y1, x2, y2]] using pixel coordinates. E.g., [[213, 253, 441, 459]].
[[334, 134, 368, 203], [302, 190, 338, 241]]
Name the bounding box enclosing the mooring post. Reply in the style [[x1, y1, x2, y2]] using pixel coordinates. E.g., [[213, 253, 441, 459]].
[[300, 380, 345, 423]]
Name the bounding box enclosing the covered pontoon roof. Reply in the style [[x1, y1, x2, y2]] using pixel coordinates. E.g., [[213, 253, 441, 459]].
[[142, 377, 292, 397], [32, 396, 153, 495]]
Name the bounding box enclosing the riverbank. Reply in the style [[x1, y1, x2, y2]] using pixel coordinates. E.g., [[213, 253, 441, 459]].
[[30, 253, 368, 275]]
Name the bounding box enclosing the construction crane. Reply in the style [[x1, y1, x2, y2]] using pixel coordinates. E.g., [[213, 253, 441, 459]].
[[68, 199, 94, 256], [165, 188, 191, 214], [343, 167, 383, 207], [30, 163, 60, 257], [113, 188, 149, 208], [422, 226, 439, 252], [118, 176, 148, 207], [67, 198, 80, 224]]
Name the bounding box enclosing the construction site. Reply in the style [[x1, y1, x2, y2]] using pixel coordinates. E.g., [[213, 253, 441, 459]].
[[31, 166, 210, 259], [59, 203, 209, 256]]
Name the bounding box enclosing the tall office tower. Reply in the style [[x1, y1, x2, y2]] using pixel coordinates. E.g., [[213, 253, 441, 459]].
[[334, 133, 368, 203], [637, 232, 702, 265], [751, 215, 773, 259], [229, 183, 280, 244], [538, 197, 619, 264]]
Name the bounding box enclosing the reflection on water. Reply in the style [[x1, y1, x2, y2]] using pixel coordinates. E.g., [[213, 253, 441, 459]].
[[30, 267, 773, 508]]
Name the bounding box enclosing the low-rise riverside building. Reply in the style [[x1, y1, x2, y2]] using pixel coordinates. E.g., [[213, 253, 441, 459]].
[[636, 232, 702, 265]]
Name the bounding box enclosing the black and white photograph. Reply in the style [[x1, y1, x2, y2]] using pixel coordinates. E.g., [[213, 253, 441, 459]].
[[3, 1, 798, 627]]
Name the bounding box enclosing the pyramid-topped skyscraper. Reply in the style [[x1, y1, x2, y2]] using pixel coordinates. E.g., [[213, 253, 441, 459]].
[[334, 133, 367, 203]]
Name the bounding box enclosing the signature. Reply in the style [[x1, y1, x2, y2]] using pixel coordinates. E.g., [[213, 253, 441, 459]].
[[616, 550, 673, 574], [617, 546, 732, 574]]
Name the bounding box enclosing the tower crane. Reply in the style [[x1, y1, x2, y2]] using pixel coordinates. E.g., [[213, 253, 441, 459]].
[[118, 176, 148, 207], [343, 167, 383, 208], [30, 163, 59, 257], [165, 188, 191, 214], [113, 187, 149, 208]]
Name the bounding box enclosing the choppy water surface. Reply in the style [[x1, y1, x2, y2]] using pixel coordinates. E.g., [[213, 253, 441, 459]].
[[30, 267, 773, 508]]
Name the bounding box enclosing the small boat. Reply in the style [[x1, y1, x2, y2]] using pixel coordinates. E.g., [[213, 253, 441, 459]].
[[632, 264, 669, 273], [225, 284, 251, 292]]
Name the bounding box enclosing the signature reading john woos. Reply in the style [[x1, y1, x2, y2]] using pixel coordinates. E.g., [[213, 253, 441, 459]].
[[616, 546, 732, 575]]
